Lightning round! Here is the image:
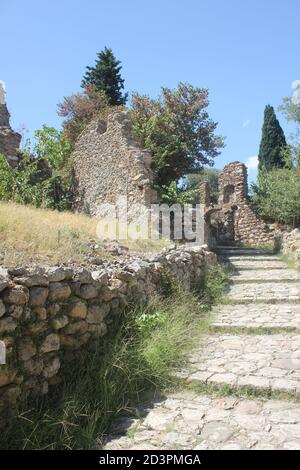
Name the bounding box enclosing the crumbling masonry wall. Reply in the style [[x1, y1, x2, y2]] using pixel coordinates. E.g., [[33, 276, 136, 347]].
[[215, 162, 277, 245], [0, 83, 21, 167], [72, 110, 158, 221]]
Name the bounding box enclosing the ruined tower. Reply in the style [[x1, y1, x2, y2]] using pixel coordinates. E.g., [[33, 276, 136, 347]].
[[0, 82, 21, 167]]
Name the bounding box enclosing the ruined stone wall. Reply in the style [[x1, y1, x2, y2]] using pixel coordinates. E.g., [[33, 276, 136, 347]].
[[218, 161, 248, 205], [281, 229, 300, 266], [0, 245, 216, 426], [0, 83, 21, 167], [72, 110, 158, 221], [215, 162, 277, 246]]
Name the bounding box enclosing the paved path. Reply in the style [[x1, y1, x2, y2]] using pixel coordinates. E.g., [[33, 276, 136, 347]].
[[103, 247, 300, 450]]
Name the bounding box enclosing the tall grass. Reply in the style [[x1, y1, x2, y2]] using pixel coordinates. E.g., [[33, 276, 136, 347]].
[[1, 265, 228, 450], [0, 201, 169, 265]]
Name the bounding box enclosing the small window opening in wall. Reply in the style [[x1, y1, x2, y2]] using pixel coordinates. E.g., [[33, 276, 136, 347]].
[[223, 184, 235, 204], [138, 185, 144, 191], [97, 120, 107, 134]]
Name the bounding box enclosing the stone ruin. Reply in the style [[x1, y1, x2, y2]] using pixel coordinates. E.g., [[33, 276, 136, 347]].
[[72, 113, 278, 246], [202, 161, 278, 247], [0, 83, 280, 247], [72, 110, 158, 221], [0, 82, 21, 167]]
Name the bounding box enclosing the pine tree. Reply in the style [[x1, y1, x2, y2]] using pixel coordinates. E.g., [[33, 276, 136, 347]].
[[258, 105, 287, 171], [82, 47, 128, 106]]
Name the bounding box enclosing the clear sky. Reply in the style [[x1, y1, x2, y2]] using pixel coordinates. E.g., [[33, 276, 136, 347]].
[[1, 0, 299, 182]]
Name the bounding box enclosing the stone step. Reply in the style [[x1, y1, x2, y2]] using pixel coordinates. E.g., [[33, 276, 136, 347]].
[[226, 282, 300, 303], [217, 245, 243, 250], [181, 334, 300, 396], [218, 249, 272, 257], [226, 255, 279, 262], [228, 260, 287, 270], [211, 304, 300, 331], [103, 391, 300, 450], [231, 269, 300, 283]]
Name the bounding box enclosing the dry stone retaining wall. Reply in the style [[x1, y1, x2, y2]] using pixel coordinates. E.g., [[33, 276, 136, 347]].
[[0, 245, 216, 426]]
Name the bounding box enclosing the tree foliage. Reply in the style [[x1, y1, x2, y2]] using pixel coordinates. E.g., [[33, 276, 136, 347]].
[[258, 105, 286, 172], [278, 95, 300, 167], [279, 96, 300, 124], [252, 167, 300, 226], [158, 182, 199, 205], [253, 96, 300, 226], [57, 84, 110, 146], [0, 127, 73, 211], [31, 126, 72, 173], [131, 82, 224, 188], [82, 47, 128, 106], [185, 168, 220, 204]]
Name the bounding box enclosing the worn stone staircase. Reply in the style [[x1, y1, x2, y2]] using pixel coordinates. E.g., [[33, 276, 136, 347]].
[[104, 247, 300, 450]]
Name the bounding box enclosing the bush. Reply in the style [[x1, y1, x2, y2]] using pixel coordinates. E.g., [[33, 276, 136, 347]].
[[0, 126, 73, 211], [0, 154, 13, 201], [0, 154, 72, 211], [252, 167, 300, 226], [32, 126, 72, 174]]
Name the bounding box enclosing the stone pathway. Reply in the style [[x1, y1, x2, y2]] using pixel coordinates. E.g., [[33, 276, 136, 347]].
[[103, 247, 300, 450], [231, 269, 300, 282], [226, 282, 300, 303], [212, 304, 300, 330], [182, 334, 300, 393], [230, 259, 287, 270]]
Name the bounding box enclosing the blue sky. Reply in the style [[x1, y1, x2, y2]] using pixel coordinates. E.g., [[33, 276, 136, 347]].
[[1, 0, 299, 182]]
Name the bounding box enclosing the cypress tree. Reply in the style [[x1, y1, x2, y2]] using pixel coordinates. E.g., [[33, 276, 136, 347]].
[[258, 105, 286, 171], [82, 47, 128, 106]]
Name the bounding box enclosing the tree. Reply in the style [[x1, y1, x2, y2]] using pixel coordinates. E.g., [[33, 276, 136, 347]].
[[279, 95, 300, 124], [185, 168, 220, 204], [82, 47, 128, 106], [258, 105, 286, 171], [278, 95, 300, 168], [0, 126, 74, 211], [131, 82, 224, 188], [57, 84, 109, 146], [32, 126, 71, 173]]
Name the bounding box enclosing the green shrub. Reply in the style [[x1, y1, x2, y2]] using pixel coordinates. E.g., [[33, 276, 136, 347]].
[[0, 126, 73, 211], [0, 154, 13, 200], [252, 167, 300, 226], [0, 150, 72, 211]]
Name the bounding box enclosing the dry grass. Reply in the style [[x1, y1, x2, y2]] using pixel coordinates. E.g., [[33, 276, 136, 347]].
[[0, 202, 170, 266]]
